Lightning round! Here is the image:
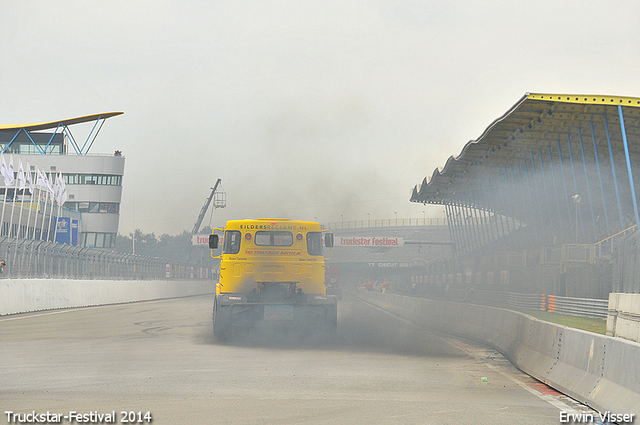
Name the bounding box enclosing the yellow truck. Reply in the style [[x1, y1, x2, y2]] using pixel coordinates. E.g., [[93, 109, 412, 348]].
[[209, 218, 336, 340]]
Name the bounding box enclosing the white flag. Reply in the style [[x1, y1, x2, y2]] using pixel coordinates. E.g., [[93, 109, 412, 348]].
[[26, 162, 34, 194], [9, 156, 14, 185], [1, 155, 14, 187], [54, 171, 62, 203], [35, 168, 47, 188], [17, 160, 26, 190], [57, 173, 68, 206], [54, 172, 66, 205], [43, 170, 54, 194]]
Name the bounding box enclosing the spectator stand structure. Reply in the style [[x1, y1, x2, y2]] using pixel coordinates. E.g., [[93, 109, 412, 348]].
[[411, 93, 640, 298]]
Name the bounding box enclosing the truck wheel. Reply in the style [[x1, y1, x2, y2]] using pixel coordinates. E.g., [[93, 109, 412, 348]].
[[326, 305, 338, 331], [213, 300, 231, 342]]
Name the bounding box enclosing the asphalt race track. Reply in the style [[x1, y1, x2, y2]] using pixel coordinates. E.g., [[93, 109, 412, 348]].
[[0, 292, 597, 424]]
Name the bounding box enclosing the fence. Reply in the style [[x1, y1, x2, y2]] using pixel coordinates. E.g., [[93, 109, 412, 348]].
[[456, 289, 609, 319], [539, 225, 638, 265], [324, 217, 447, 229], [0, 236, 215, 280]]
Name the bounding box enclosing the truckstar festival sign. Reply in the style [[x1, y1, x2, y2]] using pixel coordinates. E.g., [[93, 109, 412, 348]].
[[337, 236, 404, 247], [191, 234, 212, 246]]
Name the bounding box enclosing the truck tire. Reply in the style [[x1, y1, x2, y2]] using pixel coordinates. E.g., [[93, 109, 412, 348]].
[[326, 304, 338, 332], [212, 299, 231, 342]]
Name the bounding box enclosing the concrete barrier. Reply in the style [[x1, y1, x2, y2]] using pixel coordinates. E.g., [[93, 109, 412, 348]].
[[0, 278, 215, 316], [356, 290, 640, 417], [608, 293, 640, 343]]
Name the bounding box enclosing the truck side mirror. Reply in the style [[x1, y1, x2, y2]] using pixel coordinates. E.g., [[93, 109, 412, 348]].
[[209, 234, 219, 249], [324, 233, 334, 248]]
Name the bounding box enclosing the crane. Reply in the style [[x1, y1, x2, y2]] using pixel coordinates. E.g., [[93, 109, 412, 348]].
[[192, 179, 224, 235]]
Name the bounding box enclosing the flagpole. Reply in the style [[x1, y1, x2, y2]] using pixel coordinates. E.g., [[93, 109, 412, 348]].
[[35, 168, 42, 240], [9, 171, 17, 237], [9, 158, 18, 237], [3, 155, 17, 274], [45, 171, 55, 242], [38, 169, 49, 241], [26, 163, 36, 240], [53, 171, 62, 244], [16, 159, 27, 239], [17, 178, 24, 238], [10, 159, 21, 271], [0, 154, 10, 237], [0, 178, 6, 237], [44, 187, 52, 241], [38, 187, 46, 241], [26, 184, 35, 239]]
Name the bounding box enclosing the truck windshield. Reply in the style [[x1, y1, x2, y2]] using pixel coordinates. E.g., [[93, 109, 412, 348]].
[[306, 232, 323, 255], [223, 230, 241, 254], [255, 231, 293, 246]]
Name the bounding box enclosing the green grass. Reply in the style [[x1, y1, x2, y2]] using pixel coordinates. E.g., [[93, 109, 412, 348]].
[[525, 310, 607, 335]]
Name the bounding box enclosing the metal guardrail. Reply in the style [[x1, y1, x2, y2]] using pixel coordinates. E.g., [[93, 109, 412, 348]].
[[549, 295, 609, 319], [0, 236, 215, 280], [595, 224, 637, 259], [324, 217, 447, 229], [540, 225, 637, 265], [461, 290, 608, 319]]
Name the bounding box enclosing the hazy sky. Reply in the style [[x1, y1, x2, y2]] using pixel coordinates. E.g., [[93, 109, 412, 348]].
[[2, 1, 640, 236]]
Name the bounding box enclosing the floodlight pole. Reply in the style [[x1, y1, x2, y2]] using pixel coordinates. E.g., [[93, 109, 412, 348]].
[[572, 194, 581, 243]]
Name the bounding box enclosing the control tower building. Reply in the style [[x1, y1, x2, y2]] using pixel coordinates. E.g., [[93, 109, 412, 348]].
[[0, 112, 125, 248]]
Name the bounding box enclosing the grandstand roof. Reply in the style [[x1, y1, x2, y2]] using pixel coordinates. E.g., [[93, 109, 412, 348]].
[[0, 112, 123, 132], [410, 93, 640, 251], [411, 93, 640, 206]]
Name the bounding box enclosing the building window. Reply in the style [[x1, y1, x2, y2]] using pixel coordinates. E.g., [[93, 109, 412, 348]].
[[15, 144, 62, 155], [63, 174, 122, 186], [64, 202, 119, 214], [84, 233, 96, 248], [82, 232, 116, 248]]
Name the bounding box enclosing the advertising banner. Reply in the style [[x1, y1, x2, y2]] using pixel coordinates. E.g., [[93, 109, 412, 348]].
[[71, 219, 79, 246], [336, 236, 404, 247], [191, 234, 211, 246], [55, 217, 71, 244]]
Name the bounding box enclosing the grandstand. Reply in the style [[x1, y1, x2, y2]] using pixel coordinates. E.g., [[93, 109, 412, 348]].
[[411, 93, 640, 297]]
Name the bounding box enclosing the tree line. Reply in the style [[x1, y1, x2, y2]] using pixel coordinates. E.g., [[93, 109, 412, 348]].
[[115, 227, 214, 264]]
